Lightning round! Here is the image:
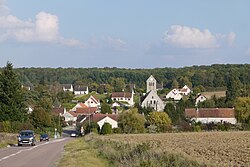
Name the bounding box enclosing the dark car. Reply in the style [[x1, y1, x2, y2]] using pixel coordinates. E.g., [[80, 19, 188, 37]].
[[40, 134, 49, 142], [18, 130, 36, 146]]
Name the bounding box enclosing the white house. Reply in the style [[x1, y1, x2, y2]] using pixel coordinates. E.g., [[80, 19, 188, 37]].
[[111, 92, 134, 106], [74, 85, 89, 95], [166, 88, 183, 101], [84, 95, 100, 108], [185, 108, 237, 124], [62, 84, 74, 92], [63, 111, 77, 122], [180, 85, 191, 95], [92, 114, 119, 129], [195, 94, 207, 106]]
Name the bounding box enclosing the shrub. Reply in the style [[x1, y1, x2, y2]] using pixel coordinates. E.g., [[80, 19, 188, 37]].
[[113, 127, 121, 134], [100, 123, 112, 135]]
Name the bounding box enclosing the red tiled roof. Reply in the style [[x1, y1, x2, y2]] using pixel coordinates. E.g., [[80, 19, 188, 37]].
[[79, 103, 88, 108], [68, 111, 77, 117], [92, 96, 100, 103], [112, 92, 132, 98], [185, 108, 235, 118], [75, 107, 98, 115]]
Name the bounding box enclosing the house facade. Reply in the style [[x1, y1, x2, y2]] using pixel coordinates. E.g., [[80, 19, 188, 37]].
[[74, 85, 89, 95], [111, 92, 134, 106], [195, 94, 207, 106], [62, 84, 74, 92], [63, 111, 77, 122], [84, 95, 100, 108], [185, 108, 237, 124], [166, 88, 183, 101]]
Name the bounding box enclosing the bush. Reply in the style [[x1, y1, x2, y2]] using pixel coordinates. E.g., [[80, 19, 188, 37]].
[[100, 123, 112, 135], [113, 127, 121, 134]]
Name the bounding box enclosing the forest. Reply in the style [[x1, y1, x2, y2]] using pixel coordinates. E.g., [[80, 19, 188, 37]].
[[11, 64, 250, 92]]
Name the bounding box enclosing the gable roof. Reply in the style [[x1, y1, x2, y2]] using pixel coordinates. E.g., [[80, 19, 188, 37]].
[[79, 103, 88, 108], [112, 92, 132, 98], [62, 84, 72, 89], [147, 75, 156, 82], [185, 108, 235, 118], [75, 107, 98, 115], [74, 85, 88, 91], [89, 95, 100, 103], [68, 111, 77, 117], [92, 114, 119, 122]]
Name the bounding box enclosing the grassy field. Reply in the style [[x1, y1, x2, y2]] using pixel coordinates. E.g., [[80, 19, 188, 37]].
[[94, 131, 250, 167], [0, 133, 17, 148], [56, 138, 109, 167], [201, 91, 226, 99]]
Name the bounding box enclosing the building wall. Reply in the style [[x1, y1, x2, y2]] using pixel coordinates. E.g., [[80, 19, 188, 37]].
[[97, 116, 118, 129], [146, 76, 157, 93], [141, 91, 165, 111], [192, 117, 237, 124]]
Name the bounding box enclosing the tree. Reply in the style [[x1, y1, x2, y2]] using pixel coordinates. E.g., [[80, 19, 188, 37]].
[[118, 108, 145, 133], [101, 103, 112, 114], [226, 75, 242, 106], [100, 122, 112, 135], [0, 62, 27, 122], [30, 107, 52, 129], [234, 97, 250, 124], [147, 112, 172, 132], [164, 103, 178, 125], [111, 78, 125, 92], [171, 79, 179, 89]]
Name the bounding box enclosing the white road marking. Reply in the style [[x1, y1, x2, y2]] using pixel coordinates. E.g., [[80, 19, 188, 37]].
[[0, 138, 67, 162]]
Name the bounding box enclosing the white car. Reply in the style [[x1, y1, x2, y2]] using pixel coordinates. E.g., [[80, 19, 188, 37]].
[[70, 133, 77, 137]]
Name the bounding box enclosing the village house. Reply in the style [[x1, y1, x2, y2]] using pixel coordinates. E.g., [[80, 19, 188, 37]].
[[141, 75, 165, 111], [52, 107, 66, 116], [185, 108, 237, 124], [195, 94, 207, 106], [63, 111, 77, 122], [75, 107, 98, 116], [84, 95, 100, 108], [62, 84, 74, 92], [71, 102, 88, 112], [74, 85, 89, 95], [111, 92, 134, 107], [77, 113, 119, 129], [166, 85, 191, 101]]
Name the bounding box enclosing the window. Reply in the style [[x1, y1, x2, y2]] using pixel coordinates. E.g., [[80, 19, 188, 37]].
[[154, 101, 156, 104], [152, 96, 154, 99]]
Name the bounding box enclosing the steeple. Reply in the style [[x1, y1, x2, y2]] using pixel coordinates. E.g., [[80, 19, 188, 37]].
[[146, 75, 157, 93]]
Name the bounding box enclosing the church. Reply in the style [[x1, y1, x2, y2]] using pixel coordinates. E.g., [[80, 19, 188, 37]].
[[141, 75, 165, 111]]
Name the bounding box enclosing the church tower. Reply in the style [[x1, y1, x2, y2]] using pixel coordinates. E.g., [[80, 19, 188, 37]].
[[146, 75, 157, 93]]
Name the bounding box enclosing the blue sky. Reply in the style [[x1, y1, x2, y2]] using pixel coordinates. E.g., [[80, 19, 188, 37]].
[[0, 0, 250, 68]]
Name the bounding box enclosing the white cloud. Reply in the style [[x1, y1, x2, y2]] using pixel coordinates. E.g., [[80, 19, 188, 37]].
[[0, 11, 85, 47], [0, 15, 33, 28], [103, 36, 127, 51], [0, 0, 9, 15], [163, 25, 235, 49]]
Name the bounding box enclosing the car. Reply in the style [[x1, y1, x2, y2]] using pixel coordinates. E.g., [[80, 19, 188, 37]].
[[17, 130, 36, 146], [40, 134, 49, 142], [70, 133, 77, 137]]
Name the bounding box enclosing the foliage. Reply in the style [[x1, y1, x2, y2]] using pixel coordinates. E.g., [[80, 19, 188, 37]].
[[118, 108, 145, 133], [101, 102, 112, 114], [234, 97, 250, 124], [84, 121, 100, 134], [147, 112, 172, 132], [111, 77, 125, 92], [100, 123, 112, 135], [30, 107, 52, 129], [0, 62, 27, 122]]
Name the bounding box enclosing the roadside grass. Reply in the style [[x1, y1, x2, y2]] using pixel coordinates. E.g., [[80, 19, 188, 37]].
[[56, 138, 109, 167], [84, 134, 214, 167], [0, 133, 17, 148]]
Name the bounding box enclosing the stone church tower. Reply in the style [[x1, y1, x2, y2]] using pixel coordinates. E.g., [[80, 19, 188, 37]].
[[146, 75, 156, 93]]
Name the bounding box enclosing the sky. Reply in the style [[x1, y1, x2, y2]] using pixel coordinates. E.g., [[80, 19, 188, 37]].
[[0, 0, 250, 68]]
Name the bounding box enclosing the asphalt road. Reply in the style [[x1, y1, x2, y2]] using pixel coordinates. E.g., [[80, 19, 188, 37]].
[[0, 137, 72, 167]]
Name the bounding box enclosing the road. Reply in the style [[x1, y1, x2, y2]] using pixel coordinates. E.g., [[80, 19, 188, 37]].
[[0, 137, 72, 167]]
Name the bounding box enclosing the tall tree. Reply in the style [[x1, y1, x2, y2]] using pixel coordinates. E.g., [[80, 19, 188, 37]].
[[226, 75, 242, 106], [234, 97, 250, 124], [0, 62, 27, 122]]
